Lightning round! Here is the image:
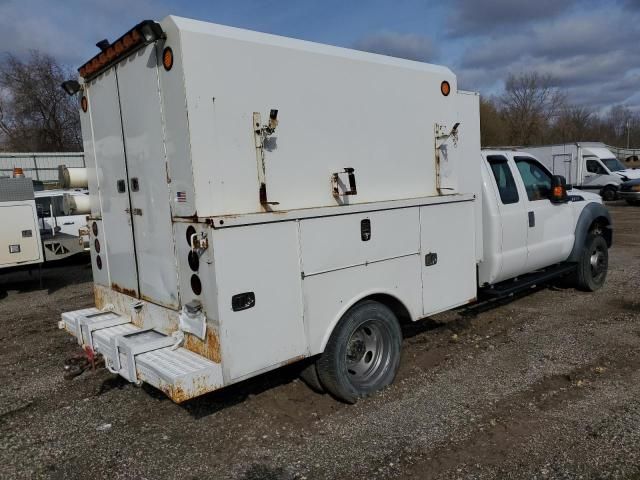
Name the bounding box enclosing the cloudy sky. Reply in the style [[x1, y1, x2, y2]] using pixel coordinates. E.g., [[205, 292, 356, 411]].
[[1, 0, 638, 112]]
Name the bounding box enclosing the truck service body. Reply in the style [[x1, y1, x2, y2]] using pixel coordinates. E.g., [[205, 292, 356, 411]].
[[522, 142, 640, 201], [59, 16, 612, 403], [0, 177, 43, 270]]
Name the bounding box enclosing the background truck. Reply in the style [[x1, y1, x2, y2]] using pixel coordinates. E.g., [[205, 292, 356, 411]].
[[521, 142, 640, 201], [0, 177, 44, 270], [1, 170, 89, 275], [58, 16, 612, 404]]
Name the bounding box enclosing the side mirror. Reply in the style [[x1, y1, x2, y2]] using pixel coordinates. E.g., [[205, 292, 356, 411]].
[[550, 175, 568, 204]]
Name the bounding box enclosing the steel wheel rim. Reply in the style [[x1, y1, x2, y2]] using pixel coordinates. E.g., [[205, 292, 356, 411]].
[[589, 245, 606, 279], [345, 320, 392, 388]]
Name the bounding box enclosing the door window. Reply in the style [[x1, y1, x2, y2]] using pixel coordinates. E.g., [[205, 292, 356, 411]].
[[487, 155, 519, 204], [515, 157, 552, 201], [586, 159, 607, 174]]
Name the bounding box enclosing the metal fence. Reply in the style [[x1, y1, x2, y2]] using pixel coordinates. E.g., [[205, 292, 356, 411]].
[[606, 145, 640, 166], [0, 152, 85, 183]]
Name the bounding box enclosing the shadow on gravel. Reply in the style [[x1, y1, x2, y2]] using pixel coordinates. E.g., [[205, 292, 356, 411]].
[[240, 464, 288, 480], [97, 375, 130, 395], [0, 253, 91, 297], [147, 362, 311, 420]]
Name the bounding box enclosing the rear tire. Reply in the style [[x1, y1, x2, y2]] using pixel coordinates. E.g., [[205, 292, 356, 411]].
[[316, 300, 402, 404], [600, 186, 617, 202], [574, 234, 608, 291]]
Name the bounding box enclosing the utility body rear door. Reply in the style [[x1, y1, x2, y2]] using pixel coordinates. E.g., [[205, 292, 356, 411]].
[[87, 44, 179, 308]]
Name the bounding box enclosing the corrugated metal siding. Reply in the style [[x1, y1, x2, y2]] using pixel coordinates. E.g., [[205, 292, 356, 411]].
[[0, 152, 85, 182]]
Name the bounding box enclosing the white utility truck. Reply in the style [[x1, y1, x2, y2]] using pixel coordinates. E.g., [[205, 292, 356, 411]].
[[58, 17, 612, 404], [0, 177, 44, 270], [522, 142, 640, 201]]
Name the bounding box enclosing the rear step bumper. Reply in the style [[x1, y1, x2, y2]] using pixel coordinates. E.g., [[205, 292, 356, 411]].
[[59, 308, 223, 403]]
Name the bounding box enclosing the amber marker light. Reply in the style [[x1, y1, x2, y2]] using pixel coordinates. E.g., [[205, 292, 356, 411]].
[[163, 47, 174, 71], [441, 80, 451, 96]]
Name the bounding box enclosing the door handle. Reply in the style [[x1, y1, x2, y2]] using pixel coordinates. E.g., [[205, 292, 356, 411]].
[[528, 211, 535, 227]]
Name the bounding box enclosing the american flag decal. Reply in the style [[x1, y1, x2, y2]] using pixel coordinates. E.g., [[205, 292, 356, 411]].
[[176, 191, 187, 203]]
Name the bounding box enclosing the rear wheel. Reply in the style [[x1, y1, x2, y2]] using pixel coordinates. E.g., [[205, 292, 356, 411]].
[[600, 186, 617, 202], [316, 300, 402, 403], [574, 233, 608, 291]]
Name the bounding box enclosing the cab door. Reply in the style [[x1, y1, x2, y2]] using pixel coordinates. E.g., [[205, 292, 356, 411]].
[[485, 154, 528, 281], [583, 157, 609, 188], [513, 156, 574, 271]]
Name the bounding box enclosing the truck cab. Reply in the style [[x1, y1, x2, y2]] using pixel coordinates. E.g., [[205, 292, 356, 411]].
[[480, 149, 610, 290]]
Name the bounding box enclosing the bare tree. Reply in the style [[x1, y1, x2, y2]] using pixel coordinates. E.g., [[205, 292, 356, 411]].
[[479, 96, 508, 147], [0, 51, 81, 152], [500, 72, 565, 146], [550, 105, 594, 143]]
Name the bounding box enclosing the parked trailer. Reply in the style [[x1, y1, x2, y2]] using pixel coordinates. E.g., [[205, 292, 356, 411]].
[[59, 16, 612, 403]]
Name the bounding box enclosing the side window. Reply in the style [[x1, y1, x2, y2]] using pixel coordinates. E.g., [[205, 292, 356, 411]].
[[515, 157, 552, 201], [487, 155, 519, 204], [586, 159, 605, 174], [35, 197, 51, 218]]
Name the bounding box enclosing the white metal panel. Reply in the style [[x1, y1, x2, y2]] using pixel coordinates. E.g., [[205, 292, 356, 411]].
[[420, 200, 476, 315], [87, 70, 139, 296], [213, 221, 306, 381], [299, 208, 419, 276], [487, 153, 528, 283], [303, 254, 422, 355], [510, 155, 575, 271], [0, 202, 42, 266], [88, 219, 110, 287], [156, 21, 197, 218], [456, 91, 483, 262], [116, 45, 179, 308], [164, 15, 458, 217], [78, 97, 102, 217]]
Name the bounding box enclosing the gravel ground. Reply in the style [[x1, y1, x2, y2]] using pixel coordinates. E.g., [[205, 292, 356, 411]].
[[0, 201, 639, 480]]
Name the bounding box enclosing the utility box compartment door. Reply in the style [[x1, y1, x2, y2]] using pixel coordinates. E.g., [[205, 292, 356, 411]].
[[214, 222, 306, 381], [116, 44, 179, 309], [299, 208, 420, 276], [420, 201, 476, 315], [0, 203, 41, 266], [88, 70, 139, 297]]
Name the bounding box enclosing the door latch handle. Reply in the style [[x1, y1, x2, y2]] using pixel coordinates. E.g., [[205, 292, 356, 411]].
[[125, 208, 143, 216], [528, 211, 535, 227]]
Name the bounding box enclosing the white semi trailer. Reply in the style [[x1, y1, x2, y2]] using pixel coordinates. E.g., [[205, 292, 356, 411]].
[[59, 17, 612, 403]]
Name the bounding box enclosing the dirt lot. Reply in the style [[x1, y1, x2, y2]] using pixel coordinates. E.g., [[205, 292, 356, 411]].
[[1, 202, 639, 480]]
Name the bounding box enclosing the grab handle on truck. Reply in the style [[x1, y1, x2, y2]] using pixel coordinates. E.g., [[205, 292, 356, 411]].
[[332, 168, 358, 196]]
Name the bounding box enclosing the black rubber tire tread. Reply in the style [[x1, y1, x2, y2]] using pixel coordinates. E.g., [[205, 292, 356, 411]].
[[316, 300, 402, 404], [601, 186, 617, 202], [299, 360, 325, 394], [574, 233, 608, 292]]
